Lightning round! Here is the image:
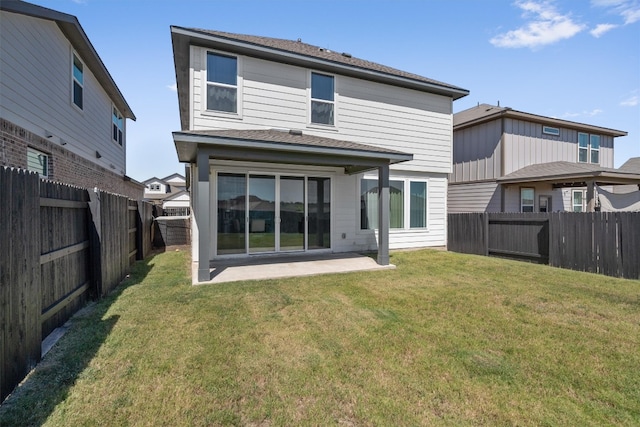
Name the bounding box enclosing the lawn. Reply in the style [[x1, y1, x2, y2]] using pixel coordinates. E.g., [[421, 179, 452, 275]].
[[1, 248, 639, 426]]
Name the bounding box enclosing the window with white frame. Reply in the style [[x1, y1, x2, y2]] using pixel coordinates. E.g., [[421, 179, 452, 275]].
[[206, 52, 238, 113], [112, 106, 124, 146], [310, 72, 335, 125], [360, 177, 427, 230], [543, 126, 560, 136], [578, 132, 600, 164], [520, 188, 534, 212], [72, 53, 83, 110], [572, 190, 586, 212], [148, 183, 161, 191], [27, 148, 48, 177]]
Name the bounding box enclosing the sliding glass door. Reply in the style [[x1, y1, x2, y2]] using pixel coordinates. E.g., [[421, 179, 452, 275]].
[[217, 172, 329, 255]]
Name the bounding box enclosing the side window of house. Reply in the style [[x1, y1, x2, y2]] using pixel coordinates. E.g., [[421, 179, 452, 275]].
[[27, 148, 49, 177], [578, 132, 600, 164], [113, 107, 124, 146], [206, 52, 237, 113], [360, 178, 427, 230], [72, 53, 84, 110], [310, 72, 335, 125], [520, 188, 534, 212], [572, 190, 586, 212]]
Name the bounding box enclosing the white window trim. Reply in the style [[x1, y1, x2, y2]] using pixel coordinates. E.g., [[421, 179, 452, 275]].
[[590, 134, 600, 164], [572, 189, 586, 212], [543, 126, 560, 136], [201, 50, 243, 119], [27, 148, 49, 178], [520, 187, 535, 212], [308, 70, 337, 129], [577, 132, 601, 165], [71, 51, 84, 112], [358, 175, 429, 232], [112, 105, 124, 147]]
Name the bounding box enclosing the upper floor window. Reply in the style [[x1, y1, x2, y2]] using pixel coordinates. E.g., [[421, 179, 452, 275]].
[[112, 107, 124, 146], [148, 183, 161, 191], [27, 148, 48, 177], [578, 132, 600, 164], [360, 178, 428, 230], [310, 72, 335, 125], [206, 52, 237, 113], [520, 188, 534, 212], [72, 53, 84, 110], [543, 126, 560, 136]]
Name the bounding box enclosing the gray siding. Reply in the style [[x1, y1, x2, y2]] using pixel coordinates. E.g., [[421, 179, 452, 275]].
[[451, 119, 502, 182], [448, 182, 501, 213], [0, 12, 126, 174]]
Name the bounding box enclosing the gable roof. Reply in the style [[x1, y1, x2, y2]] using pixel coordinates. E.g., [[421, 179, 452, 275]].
[[0, 0, 135, 120], [619, 157, 640, 173], [454, 104, 626, 137], [161, 173, 186, 183], [171, 26, 469, 130], [143, 177, 166, 185], [498, 161, 640, 186]]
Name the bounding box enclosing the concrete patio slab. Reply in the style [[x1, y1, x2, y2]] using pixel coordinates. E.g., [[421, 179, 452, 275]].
[[192, 252, 395, 284]]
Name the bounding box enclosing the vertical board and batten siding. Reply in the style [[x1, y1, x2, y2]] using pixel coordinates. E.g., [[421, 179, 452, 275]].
[[191, 49, 454, 174], [0, 12, 126, 174], [0, 168, 41, 402], [448, 182, 501, 213], [451, 119, 502, 183], [502, 118, 615, 175], [39, 180, 90, 339]]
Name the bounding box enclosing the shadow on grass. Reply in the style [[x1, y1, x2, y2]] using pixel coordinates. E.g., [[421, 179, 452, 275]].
[[0, 254, 159, 426]]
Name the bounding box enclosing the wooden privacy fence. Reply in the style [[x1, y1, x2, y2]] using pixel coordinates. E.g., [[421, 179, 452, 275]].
[[1, 167, 153, 402], [448, 212, 640, 280]]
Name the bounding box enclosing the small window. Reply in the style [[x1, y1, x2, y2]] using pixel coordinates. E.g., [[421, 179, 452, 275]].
[[590, 135, 600, 164], [572, 190, 585, 212], [539, 195, 551, 212], [311, 72, 335, 125], [148, 183, 161, 191], [543, 126, 560, 136], [72, 53, 84, 110], [27, 148, 48, 177], [520, 188, 534, 212], [578, 133, 588, 163], [410, 181, 427, 228], [206, 52, 237, 113], [112, 107, 124, 146]]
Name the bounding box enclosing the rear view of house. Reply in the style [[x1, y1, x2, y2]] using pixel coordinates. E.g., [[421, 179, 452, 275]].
[[170, 27, 468, 282], [449, 104, 638, 213], [0, 0, 141, 198]]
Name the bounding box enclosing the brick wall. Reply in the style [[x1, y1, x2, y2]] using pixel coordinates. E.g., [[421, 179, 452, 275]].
[[1, 117, 143, 199]]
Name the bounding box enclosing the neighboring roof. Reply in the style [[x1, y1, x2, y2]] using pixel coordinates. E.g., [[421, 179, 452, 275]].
[[0, 0, 135, 120], [164, 190, 190, 202], [619, 157, 640, 173], [498, 161, 640, 186], [454, 104, 626, 137], [171, 26, 469, 130], [162, 173, 186, 183], [143, 177, 166, 185], [173, 128, 413, 174]]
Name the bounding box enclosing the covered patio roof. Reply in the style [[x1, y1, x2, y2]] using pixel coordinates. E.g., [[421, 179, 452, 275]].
[[173, 128, 413, 174], [497, 161, 640, 187]]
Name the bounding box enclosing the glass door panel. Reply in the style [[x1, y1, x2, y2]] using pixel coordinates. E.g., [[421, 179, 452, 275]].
[[308, 177, 331, 250], [249, 175, 276, 253], [280, 176, 305, 251], [217, 173, 246, 255]]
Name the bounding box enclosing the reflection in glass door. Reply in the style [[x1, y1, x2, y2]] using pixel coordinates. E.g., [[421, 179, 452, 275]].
[[217, 173, 246, 255], [308, 177, 331, 249], [280, 176, 305, 251], [249, 175, 276, 253]]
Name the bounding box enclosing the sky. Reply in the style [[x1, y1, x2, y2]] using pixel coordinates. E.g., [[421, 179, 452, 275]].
[[28, 0, 640, 182]]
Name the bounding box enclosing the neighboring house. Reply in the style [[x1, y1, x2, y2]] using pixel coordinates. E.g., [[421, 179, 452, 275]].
[[170, 27, 469, 282], [0, 1, 142, 199], [449, 103, 639, 213], [614, 157, 640, 194], [143, 173, 190, 215]]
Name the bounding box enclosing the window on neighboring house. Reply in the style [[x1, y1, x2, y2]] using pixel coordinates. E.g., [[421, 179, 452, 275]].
[[572, 190, 586, 212], [27, 148, 48, 177], [543, 126, 560, 136], [578, 132, 600, 164], [72, 53, 84, 110], [310, 72, 335, 125], [520, 188, 534, 212], [206, 52, 237, 113], [360, 178, 428, 230], [149, 183, 161, 191], [113, 107, 124, 146]]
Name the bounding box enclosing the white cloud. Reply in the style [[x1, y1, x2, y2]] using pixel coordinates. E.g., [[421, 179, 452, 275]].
[[585, 108, 604, 116], [592, 0, 640, 25], [562, 109, 604, 118], [590, 23, 618, 36], [490, 1, 586, 48], [620, 95, 639, 106], [167, 83, 177, 92]]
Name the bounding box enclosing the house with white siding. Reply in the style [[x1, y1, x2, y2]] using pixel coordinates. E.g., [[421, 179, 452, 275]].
[[0, 1, 141, 199], [143, 173, 190, 216], [170, 27, 469, 282], [449, 104, 639, 213]]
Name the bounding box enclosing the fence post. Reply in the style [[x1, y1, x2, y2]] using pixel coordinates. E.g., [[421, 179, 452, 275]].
[[88, 189, 103, 298], [483, 213, 489, 256], [135, 200, 144, 261]]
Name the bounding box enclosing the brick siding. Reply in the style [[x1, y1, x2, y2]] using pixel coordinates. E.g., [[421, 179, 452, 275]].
[[1, 117, 143, 199]]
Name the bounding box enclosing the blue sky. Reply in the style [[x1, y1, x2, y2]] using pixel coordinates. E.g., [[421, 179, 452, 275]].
[[30, 0, 640, 181]]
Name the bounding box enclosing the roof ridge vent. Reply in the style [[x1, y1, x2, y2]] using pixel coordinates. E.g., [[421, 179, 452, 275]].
[[318, 47, 332, 53], [341, 52, 352, 58], [289, 129, 303, 136]]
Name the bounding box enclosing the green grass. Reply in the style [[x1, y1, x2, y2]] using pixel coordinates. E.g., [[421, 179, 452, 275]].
[[1, 249, 639, 426]]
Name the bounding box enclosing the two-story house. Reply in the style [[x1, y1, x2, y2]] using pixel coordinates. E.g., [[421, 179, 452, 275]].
[[449, 103, 638, 213], [0, 1, 141, 199], [170, 27, 469, 282], [143, 173, 190, 216]]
